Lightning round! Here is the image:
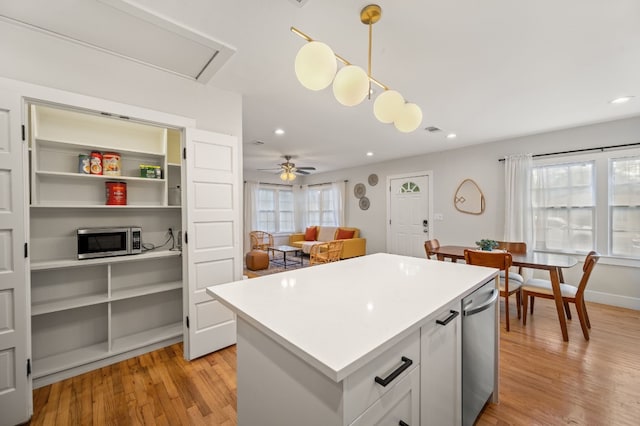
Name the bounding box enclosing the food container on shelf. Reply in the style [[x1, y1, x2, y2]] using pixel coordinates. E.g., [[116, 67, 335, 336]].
[[90, 151, 103, 175], [105, 181, 127, 205], [102, 152, 121, 176], [139, 164, 162, 179], [78, 154, 90, 174]]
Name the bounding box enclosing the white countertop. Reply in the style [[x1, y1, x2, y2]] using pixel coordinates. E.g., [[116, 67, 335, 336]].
[[207, 253, 497, 382]]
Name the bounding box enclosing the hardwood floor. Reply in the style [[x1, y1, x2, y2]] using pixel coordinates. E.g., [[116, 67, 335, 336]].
[[29, 301, 640, 425]]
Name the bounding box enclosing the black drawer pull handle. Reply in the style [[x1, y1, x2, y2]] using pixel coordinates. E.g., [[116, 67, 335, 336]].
[[374, 356, 413, 387], [436, 310, 460, 326], [399, 421, 410, 426]]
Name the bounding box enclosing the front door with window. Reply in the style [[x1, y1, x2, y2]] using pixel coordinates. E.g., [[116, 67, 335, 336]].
[[387, 173, 432, 258]]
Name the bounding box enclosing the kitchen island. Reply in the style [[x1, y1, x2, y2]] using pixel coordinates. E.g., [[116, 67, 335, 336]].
[[207, 253, 499, 425]]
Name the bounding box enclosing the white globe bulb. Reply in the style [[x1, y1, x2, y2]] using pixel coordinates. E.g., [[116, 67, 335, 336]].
[[373, 90, 404, 123], [332, 65, 370, 106], [394, 103, 423, 133], [295, 42, 337, 91]]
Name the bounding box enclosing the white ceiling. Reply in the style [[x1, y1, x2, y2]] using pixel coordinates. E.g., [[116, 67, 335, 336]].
[[5, 0, 640, 175]]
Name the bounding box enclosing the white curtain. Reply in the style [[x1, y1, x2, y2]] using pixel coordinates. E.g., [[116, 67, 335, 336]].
[[243, 181, 260, 254], [330, 181, 346, 226], [293, 184, 308, 231], [504, 154, 534, 250]]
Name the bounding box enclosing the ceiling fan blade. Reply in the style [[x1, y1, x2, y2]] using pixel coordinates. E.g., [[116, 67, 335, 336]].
[[296, 166, 316, 170], [257, 168, 282, 171], [295, 170, 311, 175]]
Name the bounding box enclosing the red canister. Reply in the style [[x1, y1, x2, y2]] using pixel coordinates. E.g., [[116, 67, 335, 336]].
[[105, 181, 127, 205], [90, 151, 103, 175]]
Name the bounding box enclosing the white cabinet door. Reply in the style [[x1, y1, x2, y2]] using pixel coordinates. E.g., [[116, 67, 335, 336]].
[[421, 302, 462, 426], [350, 367, 420, 426], [183, 128, 241, 360], [0, 89, 31, 424]]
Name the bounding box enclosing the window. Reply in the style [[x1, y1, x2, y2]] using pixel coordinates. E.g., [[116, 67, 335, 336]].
[[532, 150, 640, 260], [610, 156, 640, 257], [532, 161, 595, 253], [306, 185, 338, 226], [256, 186, 294, 233], [400, 181, 420, 193]]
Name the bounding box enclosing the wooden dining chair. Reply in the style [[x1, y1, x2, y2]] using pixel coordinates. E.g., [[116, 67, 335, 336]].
[[309, 240, 344, 265], [496, 241, 527, 284], [424, 239, 440, 260], [464, 249, 522, 332], [522, 251, 599, 340]]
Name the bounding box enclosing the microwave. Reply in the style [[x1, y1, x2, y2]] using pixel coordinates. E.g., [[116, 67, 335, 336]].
[[77, 227, 142, 259]]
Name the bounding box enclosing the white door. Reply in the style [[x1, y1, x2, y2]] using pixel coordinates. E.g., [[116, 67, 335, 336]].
[[182, 128, 242, 360], [0, 90, 31, 423], [387, 173, 432, 258]]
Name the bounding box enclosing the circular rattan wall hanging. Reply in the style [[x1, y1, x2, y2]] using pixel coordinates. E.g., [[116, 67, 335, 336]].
[[354, 183, 366, 199], [368, 173, 379, 186], [359, 196, 370, 210]]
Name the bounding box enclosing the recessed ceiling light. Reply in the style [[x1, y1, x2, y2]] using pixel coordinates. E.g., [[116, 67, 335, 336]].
[[274, 128, 285, 135], [366, 152, 374, 157], [609, 96, 634, 104], [446, 133, 457, 139]]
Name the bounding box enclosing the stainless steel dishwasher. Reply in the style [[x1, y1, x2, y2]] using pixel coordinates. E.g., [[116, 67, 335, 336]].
[[462, 279, 499, 426]]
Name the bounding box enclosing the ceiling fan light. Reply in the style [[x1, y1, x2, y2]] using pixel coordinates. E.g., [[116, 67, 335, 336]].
[[295, 41, 338, 91], [374, 90, 404, 123], [394, 103, 423, 133], [333, 65, 370, 106]]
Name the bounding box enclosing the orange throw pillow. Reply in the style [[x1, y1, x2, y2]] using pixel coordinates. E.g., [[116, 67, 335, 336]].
[[336, 228, 355, 240], [304, 226, 317, 241]]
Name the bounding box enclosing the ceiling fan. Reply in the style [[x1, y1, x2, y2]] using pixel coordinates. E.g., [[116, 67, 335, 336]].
[[258, 155, 316, 181]]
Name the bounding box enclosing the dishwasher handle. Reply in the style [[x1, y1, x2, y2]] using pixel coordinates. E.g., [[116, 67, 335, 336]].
[[463, 288, 499, 316]]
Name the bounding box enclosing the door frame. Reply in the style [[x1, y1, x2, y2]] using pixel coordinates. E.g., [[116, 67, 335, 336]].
[[386, 171, 434, 254]]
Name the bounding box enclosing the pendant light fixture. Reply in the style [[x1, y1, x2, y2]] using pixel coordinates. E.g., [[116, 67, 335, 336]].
[[292, 4, 423, 133]]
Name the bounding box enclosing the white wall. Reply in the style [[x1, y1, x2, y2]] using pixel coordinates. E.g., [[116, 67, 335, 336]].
[[302, 117, 640, 310], [0, 19, 241, 137]]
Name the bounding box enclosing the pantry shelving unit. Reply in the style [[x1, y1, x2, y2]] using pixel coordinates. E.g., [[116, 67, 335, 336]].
[[28, 103, 184, 387]]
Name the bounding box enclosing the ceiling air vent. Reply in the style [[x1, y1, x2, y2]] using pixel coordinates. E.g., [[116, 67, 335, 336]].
[[289, 0, 311, 7], [425, 126, 442, 133], [0, 0, 235, 84]]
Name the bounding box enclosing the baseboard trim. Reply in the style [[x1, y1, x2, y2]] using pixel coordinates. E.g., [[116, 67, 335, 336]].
[[585, 290, 640, 311]]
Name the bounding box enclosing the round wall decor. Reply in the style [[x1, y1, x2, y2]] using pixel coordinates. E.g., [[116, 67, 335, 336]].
[[354, 183, 366, 199], [368, 173, 379, 186], [359, 196, 370, 210]]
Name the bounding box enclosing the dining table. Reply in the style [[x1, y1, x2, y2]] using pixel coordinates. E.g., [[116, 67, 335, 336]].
[[431, 245, 579, 341]]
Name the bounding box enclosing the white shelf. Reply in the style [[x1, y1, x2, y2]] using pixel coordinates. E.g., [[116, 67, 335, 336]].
[[33, 342, 109, 379], [111, 281, 182, 301], [111, 322, 182, 353], [35, 170, 165, 183], [31, 250, 181, 270], [35, 137, 166, 158], [32, 294, 109, 316], [30, 204, 180, 210], [31, 281, 182, 316], [168, 162, 181, 167]]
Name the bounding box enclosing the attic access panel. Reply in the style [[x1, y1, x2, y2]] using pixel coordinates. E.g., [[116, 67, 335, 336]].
[[0, 0, 235, 83]]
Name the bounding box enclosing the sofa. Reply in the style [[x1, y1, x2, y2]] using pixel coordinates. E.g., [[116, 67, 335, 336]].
[[289, 226, 366, 260]]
